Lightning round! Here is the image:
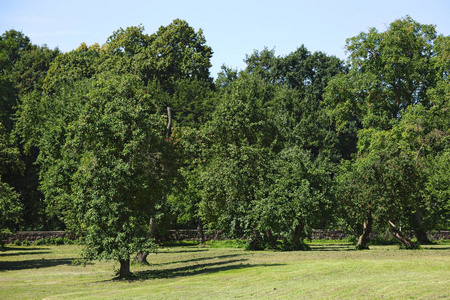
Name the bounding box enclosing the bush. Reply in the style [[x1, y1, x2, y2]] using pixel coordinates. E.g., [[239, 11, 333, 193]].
[[54, 237, 64, 245], [14, 239, 21, 246], [64, 238, 73, 245], [34, 237, 74, 245], [22, 239, 31, 246], [35, 238, 47, 245]]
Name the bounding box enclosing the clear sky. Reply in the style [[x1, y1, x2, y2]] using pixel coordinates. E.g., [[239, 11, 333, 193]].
[[1, 0, 449, 78]]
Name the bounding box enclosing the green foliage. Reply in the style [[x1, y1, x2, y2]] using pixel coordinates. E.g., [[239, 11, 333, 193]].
[[147, 19, 213, 94], [34, 237, 73, 245], [255, 147, 334, 249], [2, 16, 449, 253], [0, 122, 23, 232]]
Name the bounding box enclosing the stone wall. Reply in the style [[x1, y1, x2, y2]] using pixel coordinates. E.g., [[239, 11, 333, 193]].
[[3, 229, 449, 244], [3, 231, 69, 244], [159, 229, 450, 242]]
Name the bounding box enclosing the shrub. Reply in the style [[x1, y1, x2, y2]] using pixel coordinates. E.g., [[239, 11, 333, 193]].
[[54, 237, 64, 245], [35, 238, 47, 245], [64, 238, 73, 245]]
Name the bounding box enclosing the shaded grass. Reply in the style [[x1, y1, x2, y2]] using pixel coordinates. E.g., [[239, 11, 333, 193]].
[[0, 243, 449, 299]]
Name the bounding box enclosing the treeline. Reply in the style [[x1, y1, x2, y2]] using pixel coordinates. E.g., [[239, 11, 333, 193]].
[[0, 17, 449, 276]]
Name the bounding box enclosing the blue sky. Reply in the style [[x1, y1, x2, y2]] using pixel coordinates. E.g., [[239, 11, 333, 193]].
[[1, 0, 449, 78]]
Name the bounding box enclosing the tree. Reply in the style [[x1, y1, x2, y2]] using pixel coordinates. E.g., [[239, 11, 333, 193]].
[[0, 30, 60, 230], [35, 74, 171, 277], [327, 17, 448, 246], [43, 44, 101, 94], [147, 19, 213, 94], [0, 121, 23, 245], [198, 73, 280, 246], [327, 16, 438, 130], [256, 147, 333, 250], [245, 46, 345, 159], [336, 134, 415, 249]]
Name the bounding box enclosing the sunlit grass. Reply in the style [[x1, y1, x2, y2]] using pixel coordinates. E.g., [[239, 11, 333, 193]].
[[1, 242, 449, 299]]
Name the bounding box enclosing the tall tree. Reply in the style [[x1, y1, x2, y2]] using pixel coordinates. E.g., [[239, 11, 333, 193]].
[[327, 16, 448, 246], [0, 122, 23, 241], [198, 73, 280, 245], [1, 30, 60, 230], [53, 74, 170, 277]]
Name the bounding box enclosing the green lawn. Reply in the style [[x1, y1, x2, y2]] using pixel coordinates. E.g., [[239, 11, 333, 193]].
[[1, 242, 449, 299]]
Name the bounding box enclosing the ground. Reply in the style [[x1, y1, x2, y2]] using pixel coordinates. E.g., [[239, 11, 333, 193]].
[[0, 241, 449, 299]]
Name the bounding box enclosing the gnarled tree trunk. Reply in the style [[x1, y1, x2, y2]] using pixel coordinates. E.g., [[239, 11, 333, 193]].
[[412, 212, 431, 244], [135, 216, 157, 265], [389, 220, 418, 249], [356, 215, 372, 250]]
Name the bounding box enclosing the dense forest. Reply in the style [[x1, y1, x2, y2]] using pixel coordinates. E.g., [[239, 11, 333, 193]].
[[1, 16, 449, 276]]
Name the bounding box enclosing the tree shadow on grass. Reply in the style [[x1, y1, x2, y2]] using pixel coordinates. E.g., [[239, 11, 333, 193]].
[[309, 244, 356, 251], [150, 254, 246, 267], [1, 246, 50, 252], [421, 246, 450, 251], [161, 248, 210, 254], [116, 258, 284, 281], [0, 250, 52, 257], [0, 258, 75, 271]]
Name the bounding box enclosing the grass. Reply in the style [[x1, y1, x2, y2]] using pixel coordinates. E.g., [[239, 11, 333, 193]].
[[0, 242, 449, 299]]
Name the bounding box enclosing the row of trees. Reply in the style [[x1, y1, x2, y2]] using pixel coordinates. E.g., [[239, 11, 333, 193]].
[[1, 16, 449, 276]]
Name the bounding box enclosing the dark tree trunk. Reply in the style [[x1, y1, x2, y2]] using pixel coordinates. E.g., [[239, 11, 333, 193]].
[[265, 229, 277, 249], [135, 217, 157, 265], [197, 219, 205, 244], [389, 220, 419, 249], [135, 251, 149, 265], [290, 223, 308, 250], [149, 216, 157, 238], [412, 212, 431, 244], [356, 216, 372, 250], [248, 229, 264, 250], [118, 258, 131, 278]]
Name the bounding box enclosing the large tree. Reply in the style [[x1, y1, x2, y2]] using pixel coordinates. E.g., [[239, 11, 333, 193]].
[[199, 73, 279, 245], [326, 16, 448, 246], [54, 74, 171, 277]]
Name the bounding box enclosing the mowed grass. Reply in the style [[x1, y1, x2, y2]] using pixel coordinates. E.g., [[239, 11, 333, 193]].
[[0, 241, 449, 299]]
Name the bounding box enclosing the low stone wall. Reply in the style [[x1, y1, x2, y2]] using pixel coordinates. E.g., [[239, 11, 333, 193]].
[[3, 231, 69, 244], [161, 229, 450, 242], [3, 229, 449, 244]]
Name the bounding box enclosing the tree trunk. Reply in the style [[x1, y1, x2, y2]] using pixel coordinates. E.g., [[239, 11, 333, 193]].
[[248, 229, 263, 250], [135, 217, 157, 265], [149, 216, 157, 238], [356, 216, 372, 250], [135, 251, 149, 265], [290, 223, 308, 250], [197, 219, 205, 244], [412, 212, 431, 244], [118, 258, 131, 278], [265, 229, 277, 249], [389, 220, 419, 249], [166, 106, 172, 140]]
